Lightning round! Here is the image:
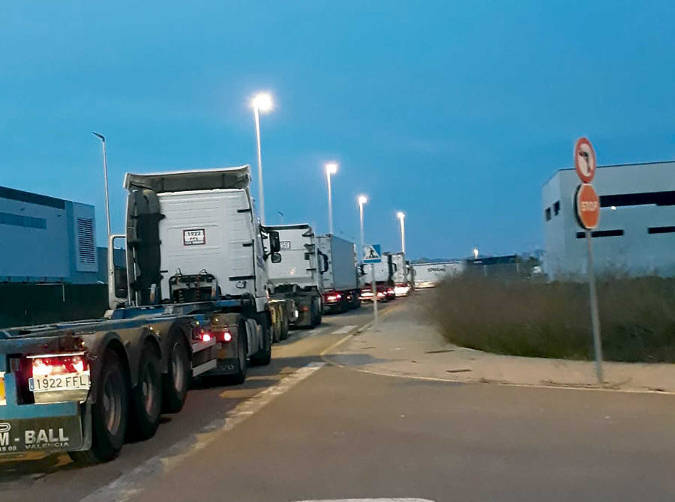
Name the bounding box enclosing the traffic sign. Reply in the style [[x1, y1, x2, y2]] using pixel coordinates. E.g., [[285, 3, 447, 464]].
[[574, 137, 597, 183], [575, 183, 600, 230], [363, 244, 382, 263]]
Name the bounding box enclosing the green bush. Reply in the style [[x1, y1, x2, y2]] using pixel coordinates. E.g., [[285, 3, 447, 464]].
[[426, 275, 675, 363]]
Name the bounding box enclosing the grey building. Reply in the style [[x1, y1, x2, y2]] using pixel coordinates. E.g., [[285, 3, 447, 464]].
[[542, 161, 675, 278], [0, 186, 98, 283]]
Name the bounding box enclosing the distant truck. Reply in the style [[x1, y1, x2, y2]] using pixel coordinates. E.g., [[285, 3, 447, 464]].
[[360, 253, 396, 302], [412, 261, 465, 288], [317, 235, 360, 313], [390, 252, 412, 297], [266, 224, 323, 329], [0, 165, 287, 464]]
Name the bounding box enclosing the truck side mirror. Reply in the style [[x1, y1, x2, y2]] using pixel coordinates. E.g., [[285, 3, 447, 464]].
[[322, 253, 329, 273], [269, 231, 281, 253], [271, 252, 282, 263], [108, 234, 128, 309]]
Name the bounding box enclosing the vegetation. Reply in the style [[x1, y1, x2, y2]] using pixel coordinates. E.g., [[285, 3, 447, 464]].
[[426, 275, 675, 363]]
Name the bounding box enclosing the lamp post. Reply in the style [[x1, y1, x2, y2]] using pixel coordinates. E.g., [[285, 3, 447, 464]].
[[250, 92, 274, 224], [397, 211, 406, 254], [325, 162, 338, 234], [92, 132, 111, 238], [358, 195, 368, 261]]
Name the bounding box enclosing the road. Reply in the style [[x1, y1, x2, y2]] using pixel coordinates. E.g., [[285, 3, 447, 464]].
[[2, 296, 674, 502]]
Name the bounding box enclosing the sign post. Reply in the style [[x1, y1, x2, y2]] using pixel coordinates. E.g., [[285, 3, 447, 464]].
[[363, 244, 382, 329], [574, 137, 603, 383]]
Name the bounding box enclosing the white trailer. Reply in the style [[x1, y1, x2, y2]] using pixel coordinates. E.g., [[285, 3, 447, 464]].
[[317, 234, 360, 313], [412, 261, 465, 288], [360, 253, 396, 302], [390, 252, 411, 296], [266, 224, 323, 329]]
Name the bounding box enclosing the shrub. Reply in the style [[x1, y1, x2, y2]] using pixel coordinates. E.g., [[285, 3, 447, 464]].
[[426, 275, 675, 363]]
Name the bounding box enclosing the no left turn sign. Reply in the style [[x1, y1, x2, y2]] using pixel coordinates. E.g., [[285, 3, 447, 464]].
[[574, 137, 596, 183]]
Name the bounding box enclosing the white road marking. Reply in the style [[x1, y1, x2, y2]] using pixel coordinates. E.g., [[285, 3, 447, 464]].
[[81, 362, 326, 502], [331, 324, 357, 335], [296, 499, 435, 502]]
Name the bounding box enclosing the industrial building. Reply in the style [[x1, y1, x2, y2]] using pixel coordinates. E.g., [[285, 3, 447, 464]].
[[542, 161, 675, 278], [0, 185, 99, 283]]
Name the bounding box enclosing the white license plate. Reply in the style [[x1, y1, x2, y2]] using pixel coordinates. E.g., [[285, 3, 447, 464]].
[[29, 373, 90, 393]]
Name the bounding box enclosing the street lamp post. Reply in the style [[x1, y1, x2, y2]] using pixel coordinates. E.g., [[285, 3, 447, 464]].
[[358, 195, 368, 261], [92, 132, 111, 238], [397, 211, 406, 254], [250, 92, 274, 224], [325, 162, 338, 234]]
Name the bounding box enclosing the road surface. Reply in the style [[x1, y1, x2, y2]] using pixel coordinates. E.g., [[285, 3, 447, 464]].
[[1, 297, 673, 502]]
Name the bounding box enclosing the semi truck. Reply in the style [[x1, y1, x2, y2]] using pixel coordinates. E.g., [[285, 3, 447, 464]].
[[266, 224, 323, 330], [359, 253, 396, 302], [390, 252, 412, 297], [317, 235, 360, 313], [412, 261, 465, 288], [0, 165, 288, 464]]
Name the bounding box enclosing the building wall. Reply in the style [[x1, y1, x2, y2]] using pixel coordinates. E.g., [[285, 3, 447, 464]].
[[542, 161, 675, 278], [0, 186, 98, 283]]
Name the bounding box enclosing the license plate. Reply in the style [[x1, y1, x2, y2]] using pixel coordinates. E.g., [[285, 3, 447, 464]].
[[0, 416, 83, 453], [29, 373, 90, 393], [280, 240, 291, 250]]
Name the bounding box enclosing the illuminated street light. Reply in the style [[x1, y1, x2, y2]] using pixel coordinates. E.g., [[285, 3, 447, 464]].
[[358, 195, 368, 260], [325, 162, 339, 234], [396, 211, 406, 254], [250, 92, 274, 223], [473, 247, 479, 260]]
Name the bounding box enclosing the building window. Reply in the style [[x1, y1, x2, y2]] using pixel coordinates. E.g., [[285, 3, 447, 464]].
[[545, 207, 551, 221], [576, 229, 624, 238], [77, 217, 96, 265], [553, 201, 560, 215], [600, 190, 675, 208], [0, 211, 47, 229], [648, 226, 675, 234]]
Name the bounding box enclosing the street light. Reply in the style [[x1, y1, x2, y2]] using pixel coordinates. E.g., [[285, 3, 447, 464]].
[[473, 247, 479, 259], [325, 162, 338, 234], [396, 211, 406, 254], [92, 132, 111, 239], [358, 195, 368, 260], [250, 92, 274, 224]]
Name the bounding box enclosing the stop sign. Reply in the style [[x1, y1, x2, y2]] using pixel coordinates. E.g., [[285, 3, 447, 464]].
[[575, 183, 600, 229]]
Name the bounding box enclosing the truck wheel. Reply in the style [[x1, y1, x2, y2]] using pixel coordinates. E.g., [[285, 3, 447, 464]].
[[69, 351, 128, 465], [227, 319, 248, 385], [272, 313, 281, 343], [129, 345, 163, 440], [250, 316, 272, 366], [279, 314, 289, 341], [162, 334, 190, 413], [313, 298, 323, 327]]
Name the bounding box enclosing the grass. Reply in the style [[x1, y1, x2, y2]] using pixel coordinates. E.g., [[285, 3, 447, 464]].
[[426, 275, 675, 363]]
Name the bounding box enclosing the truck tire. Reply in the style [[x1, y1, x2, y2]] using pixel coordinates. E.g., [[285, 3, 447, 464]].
[[312, 297, 323, 327], [279, 313, 290, 341], [250, 315, 272, 366], [272, 312, 281, 343], [162, 334, 190, 413], [227, 319, 248, 385], [69, 351, 128, 465], [129, 344, 163, 440]]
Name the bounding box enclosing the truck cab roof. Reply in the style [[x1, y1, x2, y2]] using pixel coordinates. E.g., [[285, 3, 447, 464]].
[[124, 165, 251, 193]]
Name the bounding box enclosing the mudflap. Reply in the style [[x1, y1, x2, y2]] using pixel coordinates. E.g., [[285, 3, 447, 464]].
[[0, 415, 85, 454]]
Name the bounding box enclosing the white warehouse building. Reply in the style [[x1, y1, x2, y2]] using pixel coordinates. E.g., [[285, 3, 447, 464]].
[[542, 161, 675, 279]]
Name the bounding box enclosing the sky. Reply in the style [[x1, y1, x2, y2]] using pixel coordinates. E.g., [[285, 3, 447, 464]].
[[1, 0, 674, 260]]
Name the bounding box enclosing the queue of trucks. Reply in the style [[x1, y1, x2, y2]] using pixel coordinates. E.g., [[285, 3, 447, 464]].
[[0, 164, 415, 465]]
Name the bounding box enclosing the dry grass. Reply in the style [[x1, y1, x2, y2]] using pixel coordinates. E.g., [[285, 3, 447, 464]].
[[426, 275, 675, 363]]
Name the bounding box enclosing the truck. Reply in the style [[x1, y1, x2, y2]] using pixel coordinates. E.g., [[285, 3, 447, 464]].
[[266, 224, 323, 330], [390, 252, 412, 297], [359, 252, 396, 302], [316, 234, 360, 313], [412, 261, 465, 288], [0, 165, 287, 464]]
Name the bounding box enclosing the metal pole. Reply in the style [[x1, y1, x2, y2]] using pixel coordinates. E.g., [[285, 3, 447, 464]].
[[400, 216, 406, 254], [371, 261, 378, 329], [327, 172, 334, 234], [93, 133, 112, 238], [585, 230, 604, 383], [253, 106, 265, 224], [359, 203, 365, 262]]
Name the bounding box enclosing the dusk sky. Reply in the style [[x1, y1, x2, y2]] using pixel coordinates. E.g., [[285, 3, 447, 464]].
[[1, 1, 674, 259]]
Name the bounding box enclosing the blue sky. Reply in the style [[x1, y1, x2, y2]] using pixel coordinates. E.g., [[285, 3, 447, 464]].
[[1, 1, 674, 259]]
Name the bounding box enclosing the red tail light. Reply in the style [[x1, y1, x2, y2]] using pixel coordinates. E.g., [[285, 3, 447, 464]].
[[30, 354, 89, 377]]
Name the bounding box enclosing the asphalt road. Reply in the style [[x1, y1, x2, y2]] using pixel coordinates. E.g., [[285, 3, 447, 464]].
[[2, 297, 674, 502]]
